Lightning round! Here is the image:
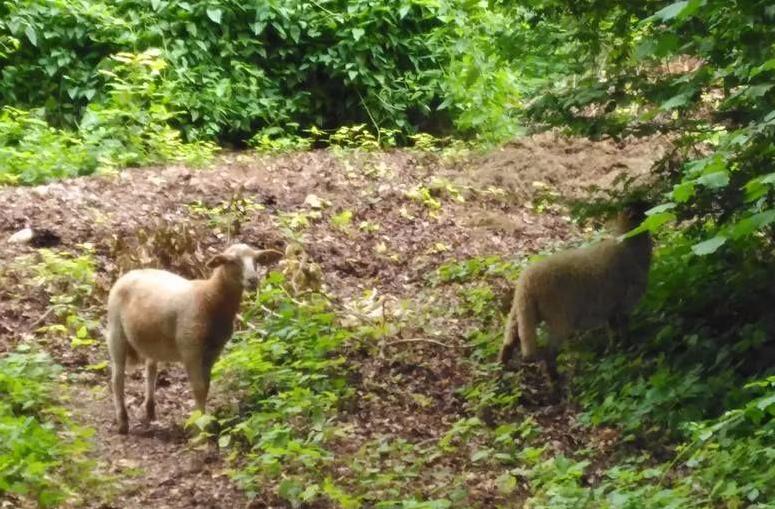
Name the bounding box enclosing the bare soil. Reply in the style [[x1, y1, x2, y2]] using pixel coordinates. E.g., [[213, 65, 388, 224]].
[[0, 133, 667, 508]]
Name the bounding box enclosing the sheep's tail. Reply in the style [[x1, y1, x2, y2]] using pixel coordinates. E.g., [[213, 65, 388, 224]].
[[499, 282, 538, 365], [515, 285, 539, 360], [106, 307, 143, 368]]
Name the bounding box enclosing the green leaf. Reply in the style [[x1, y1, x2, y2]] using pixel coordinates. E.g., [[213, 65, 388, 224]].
[[496, 473, 517, 494], [653, 1, 689, 21], [673, 182, 695, 203], [206, 8, 223, 24], [646, 203, 676, 215], [471, 448, 491, 462], [660, 91, 692, 110], [640, 211, 676, 232], [750, 59, 775, 78], [691, 236, 726, 256], [731, 210, 775, 239], [24, 26, 37, 47], [696, 171, 729, 189], [352, 28, 365, 41]]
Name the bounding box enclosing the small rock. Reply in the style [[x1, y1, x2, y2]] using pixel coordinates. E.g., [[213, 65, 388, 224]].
[[304, 193, 328, 209], [8, 227, 34, 244]]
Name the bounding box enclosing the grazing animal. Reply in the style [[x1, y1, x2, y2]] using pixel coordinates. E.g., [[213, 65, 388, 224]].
[[499, 201, 653, 383], [105, 243, 283, 434]]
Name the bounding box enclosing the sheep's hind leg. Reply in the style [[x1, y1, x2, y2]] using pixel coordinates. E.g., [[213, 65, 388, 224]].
[[142, 359, 158, 424], [541, 327, 569, 401], [108, 342, 129, 434], [498, 307, 519, 366]]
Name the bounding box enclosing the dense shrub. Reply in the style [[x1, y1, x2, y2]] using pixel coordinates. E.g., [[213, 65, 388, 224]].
[[0, 1, 432, 141], [0, 347, 99, 507]]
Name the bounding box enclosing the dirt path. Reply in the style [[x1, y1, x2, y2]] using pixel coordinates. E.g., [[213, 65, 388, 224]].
[[0, 133, 667, 507]]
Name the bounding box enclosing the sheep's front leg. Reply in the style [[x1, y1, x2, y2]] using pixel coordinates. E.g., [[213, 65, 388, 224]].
[[609, 313, 629, 338], [142, 359, 158, 423], [542, 326, 569, 396], [499, 311, 519, 366], [539, 347, 561, 385], [183, 357, 208, 414], [607, 312, 630, 351]]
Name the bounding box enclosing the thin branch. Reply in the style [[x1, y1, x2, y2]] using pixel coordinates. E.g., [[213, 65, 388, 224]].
[[28, 306, 59, 331], [384, 337, 472, 349]]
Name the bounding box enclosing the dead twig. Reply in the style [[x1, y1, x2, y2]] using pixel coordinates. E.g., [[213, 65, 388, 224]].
[[384, 338, 472, 349], [28, 305, 59, 331]]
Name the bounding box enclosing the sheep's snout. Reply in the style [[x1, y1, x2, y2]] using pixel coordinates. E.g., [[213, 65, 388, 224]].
[[244, 273, 259, 291], [241, 256, 260, 290]]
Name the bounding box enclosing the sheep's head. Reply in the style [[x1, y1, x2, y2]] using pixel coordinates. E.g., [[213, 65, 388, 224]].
[[207, 243, 284, 290], [612, 198, 653, 233]]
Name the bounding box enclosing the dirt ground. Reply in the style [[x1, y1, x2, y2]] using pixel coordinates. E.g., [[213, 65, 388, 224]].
[[0, 132, 669, 508]]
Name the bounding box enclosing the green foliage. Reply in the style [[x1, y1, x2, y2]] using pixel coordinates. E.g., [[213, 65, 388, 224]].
[[523, 375, 775, 508], [0, 346, 99, 507], [13, 247, 103, 351], [432, 255, 520, 285], [80, 49, 217, 170], [572, 233, 772, 436], [524, 0, 775, 250], [249, 126, 312, 155], [0, 49, 216, 185], [0, 0, 544, 148], [212, 272, 352, 504], [0, 106, 95, 185]]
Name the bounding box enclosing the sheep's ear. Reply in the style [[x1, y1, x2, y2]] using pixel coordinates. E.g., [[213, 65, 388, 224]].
[[255, 249, 284, 266], [207, 254, 230, 268]]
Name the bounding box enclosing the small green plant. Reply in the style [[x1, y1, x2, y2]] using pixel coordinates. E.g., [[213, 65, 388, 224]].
[[213, 272, 353, 504], [0, 346, 102, 507], [250, 126, 313, 154], [275, 209, 323, 240], [406, 185, 441, 212], [328, 124, 398, 152], [331, 209, 354, 231], [188, 196, 265, 237], [16, 247, 101, 352], [0, 107, 96, 185], [432, 255, 520, 285]]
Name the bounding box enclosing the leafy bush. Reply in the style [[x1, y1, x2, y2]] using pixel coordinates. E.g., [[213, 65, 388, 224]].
[[570, 233, 773, 437], [0, 49, 216, 185], [0, 0, 542, 145], [0, 106, 95, 185], [81, 49, 217, 170], [0, 347, 99, 507], [523, 375, 775, 508], [212, 272, 352, 504], [524, 0, 775, 255]]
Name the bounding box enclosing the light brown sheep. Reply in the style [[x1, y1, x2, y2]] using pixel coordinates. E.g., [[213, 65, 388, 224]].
[[105, 243, 283, 434], [499, 201, 653, 384]]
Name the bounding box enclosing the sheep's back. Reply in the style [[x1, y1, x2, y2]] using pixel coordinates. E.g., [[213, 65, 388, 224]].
[[521, 240, 627, 329], [108, 269, 193, 362]]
